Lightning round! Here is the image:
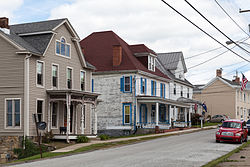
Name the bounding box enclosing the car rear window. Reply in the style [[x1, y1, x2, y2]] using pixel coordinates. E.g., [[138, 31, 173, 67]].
[[222, 122, 241, 128]]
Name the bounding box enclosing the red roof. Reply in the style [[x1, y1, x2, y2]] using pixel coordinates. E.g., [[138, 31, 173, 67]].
[[80, 31, 169, 80], [129, 44, 156, 55]]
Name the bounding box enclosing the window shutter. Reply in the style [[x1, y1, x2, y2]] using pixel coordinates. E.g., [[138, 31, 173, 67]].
[[92, 79, 94, 92], [145, 79, 147, 95], [130, 76, 132, 93], [141, 77, 143, 94], [160, 83, 163, 97], [164, 84, 166, 99], [151, 80, 153, 96], [155, 81, 157, 96], [120, 77, 124, 92]]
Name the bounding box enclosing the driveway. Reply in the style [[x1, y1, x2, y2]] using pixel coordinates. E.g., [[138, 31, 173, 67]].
[[12, 129, 240, 167]]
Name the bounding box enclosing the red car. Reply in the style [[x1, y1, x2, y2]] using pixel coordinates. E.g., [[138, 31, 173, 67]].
[[216, 120, 248, 144]]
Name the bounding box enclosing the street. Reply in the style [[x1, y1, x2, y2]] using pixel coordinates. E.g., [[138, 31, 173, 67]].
[[12, 129, 240, 167]]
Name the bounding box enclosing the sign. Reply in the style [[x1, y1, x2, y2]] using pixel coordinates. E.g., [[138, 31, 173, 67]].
[[199, 117, 204, 120], [37, 122, 47, 130]]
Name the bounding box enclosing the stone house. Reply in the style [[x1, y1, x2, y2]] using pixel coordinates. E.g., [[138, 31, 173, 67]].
[[0, 18, 98, 162], [80, 31, 194, 136], [193, 69, 250, 121]]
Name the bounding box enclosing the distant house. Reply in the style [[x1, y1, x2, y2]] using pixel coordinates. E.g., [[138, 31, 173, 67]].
[[0, 17, 99, 161], [193, 69, 250, 121], [80, 31, 195, 136]]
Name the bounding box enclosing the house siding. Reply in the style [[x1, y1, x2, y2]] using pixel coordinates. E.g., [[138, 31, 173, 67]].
[[0, 36, 24, 135]]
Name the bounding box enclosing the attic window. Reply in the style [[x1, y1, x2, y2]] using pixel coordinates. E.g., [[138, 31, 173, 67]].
[[56, 37, 70, 58], [148, 56, 155, 72]]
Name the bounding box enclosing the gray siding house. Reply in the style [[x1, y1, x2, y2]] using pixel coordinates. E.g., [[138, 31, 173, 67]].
[[0, 18, 98, 161]]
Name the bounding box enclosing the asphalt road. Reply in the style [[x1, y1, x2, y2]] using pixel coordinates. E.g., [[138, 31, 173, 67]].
[[12, 129, 240, 167]]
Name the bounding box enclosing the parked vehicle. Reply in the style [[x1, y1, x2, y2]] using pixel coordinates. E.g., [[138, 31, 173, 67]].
[[216, 119, 248, 143], [207, 115, 229, 123], [247, 119, 250, 135]]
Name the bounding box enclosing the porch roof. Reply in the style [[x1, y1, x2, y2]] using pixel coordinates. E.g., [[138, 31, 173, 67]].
[[136, 96, 190, 108], [47, 89, 99, 97]]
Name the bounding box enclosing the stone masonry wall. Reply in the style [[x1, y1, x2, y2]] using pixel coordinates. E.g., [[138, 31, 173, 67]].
[[0, 136, 22, 163]]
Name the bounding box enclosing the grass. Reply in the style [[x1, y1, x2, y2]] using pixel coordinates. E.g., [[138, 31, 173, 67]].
[[202, 140, 250, 167], [192, 122, 220, 128]]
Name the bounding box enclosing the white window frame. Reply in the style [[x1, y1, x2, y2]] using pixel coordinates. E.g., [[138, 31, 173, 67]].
[[51, 63, 59, 89], [180, 86, 183, 97], [36, 99, 44, 122], [36, 60, 45, 88], [55, 36, 71, 59], [66, 66, 73, 89], [173, 84, 176, 95], [142, 78, 146, 94], [124, 104, 131, 124], [4, 98, 22, 129], [51, 101, 59, 129], [80, 70, 86, 91], [124, 76, 131, 92]]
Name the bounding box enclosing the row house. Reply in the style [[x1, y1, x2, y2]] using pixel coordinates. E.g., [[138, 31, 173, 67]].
[[193, 69, 250, 121], [0, 17, 99, 147], [80, 31, 194, 136]]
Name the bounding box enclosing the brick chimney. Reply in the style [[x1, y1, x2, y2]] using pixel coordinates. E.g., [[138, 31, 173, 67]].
[[113, 45, 122, 66], [216, 68, 222, 77], [0, 17, 10, 34]]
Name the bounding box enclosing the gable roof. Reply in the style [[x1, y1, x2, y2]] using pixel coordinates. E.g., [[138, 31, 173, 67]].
[[157, 52, 187, 73], [202, 76, 240, 90], [80, 31, 169, 80]]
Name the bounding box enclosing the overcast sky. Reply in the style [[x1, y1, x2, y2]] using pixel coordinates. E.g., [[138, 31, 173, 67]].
[[1, 0, 250, 84]]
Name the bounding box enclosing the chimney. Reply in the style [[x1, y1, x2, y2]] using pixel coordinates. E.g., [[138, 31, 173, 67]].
[[232, 71, 240, 83], [0, 17, 10, 34], [113, 45, 122, 66], [216, 68, 222, 77]]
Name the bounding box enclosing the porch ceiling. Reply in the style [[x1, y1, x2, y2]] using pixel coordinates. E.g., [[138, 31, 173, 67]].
[[136, 96, 190, 107]]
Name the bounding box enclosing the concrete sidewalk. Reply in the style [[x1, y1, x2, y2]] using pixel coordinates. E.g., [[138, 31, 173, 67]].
[[53, 126, 217, 153]]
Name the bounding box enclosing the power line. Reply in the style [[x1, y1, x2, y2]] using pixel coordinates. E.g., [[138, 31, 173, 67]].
[[214, 0, 250, 38], [184, 0, 250, 55], [160, 0, 250, 63]]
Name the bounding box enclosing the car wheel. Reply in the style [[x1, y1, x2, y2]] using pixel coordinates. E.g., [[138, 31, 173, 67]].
[[239, 136, 243, 144], [245, 135, 248, 142], [216, 140, 220, 143]]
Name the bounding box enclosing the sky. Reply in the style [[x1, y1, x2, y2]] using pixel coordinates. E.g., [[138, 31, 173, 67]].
[[1, 0, 250, 85]]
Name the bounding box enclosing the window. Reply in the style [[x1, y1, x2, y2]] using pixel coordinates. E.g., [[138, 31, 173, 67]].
[[180, 86, 183, 97], [124, 76, 131, 92], [37, 61, 44, 86], [151, 81, 156, 96], [174, 84, 176, 95], [37, 100, 43, 122], [187, 88, 190, 98], [80, 71, 85, 91], [52, 64, 58, 88], [141, 78, 146, 94], [237, 106, 239, 116], [6, 99, 21, 128], [56, 37, 70, 57], [148, 56, 155, 71], [51, 102, 58, 128], [123, 104, 131, 124], [67, 68, 72, 89]]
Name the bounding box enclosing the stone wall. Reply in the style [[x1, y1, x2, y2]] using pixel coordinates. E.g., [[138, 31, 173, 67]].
[[0, 136, 22, 163]]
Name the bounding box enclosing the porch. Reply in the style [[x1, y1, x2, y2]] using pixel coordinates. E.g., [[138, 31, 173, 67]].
[[46, 90, 99, 143]]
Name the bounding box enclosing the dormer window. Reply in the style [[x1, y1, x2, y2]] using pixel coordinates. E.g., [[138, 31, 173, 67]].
[[56, 37, 70, 58], [148, 56, 155, 71]]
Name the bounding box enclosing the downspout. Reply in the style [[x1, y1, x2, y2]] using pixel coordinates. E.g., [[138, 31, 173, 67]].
[[133, 75, 137, 133], [24, 54, 31, 144]]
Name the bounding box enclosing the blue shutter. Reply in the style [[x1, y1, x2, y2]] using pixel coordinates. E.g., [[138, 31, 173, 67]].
[[151, 81, 153, 96], [155, 81, 157, 96], [160, 83, 163, 98], [164, 84, 166, 99], [130, 76, 132, 93], [141, 77, 143, 94], [145, 79, 147, 95], [92, 79, 94, 92], [120, 76, 124, 92]]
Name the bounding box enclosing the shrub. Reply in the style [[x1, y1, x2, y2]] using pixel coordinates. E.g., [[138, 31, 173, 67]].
[[76, 135, 89, 143], [42, 131, 54, 143], [13, 137, 47, 159], [99, 134, 110, 140], [191, 113, 202, 125]]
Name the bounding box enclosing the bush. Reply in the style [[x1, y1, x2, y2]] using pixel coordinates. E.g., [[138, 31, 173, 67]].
[[191, 113, 202, 125], [42, 131, 54, 143], [99, 134, 110, 140], [76, 135, 89, 143], [13, 137, 47, 159]]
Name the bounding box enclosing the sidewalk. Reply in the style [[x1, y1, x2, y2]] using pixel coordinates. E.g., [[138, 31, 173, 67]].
[[53, 126, 217, 153]]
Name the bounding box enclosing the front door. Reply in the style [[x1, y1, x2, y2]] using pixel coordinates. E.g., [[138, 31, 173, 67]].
[[140, 104, 147, 123], [64, 104, 74, 133]]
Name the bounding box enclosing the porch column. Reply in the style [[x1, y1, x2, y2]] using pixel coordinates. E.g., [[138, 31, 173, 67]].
[[93, 104, 97, 135], [156, 102, 159, 126], [81, 102, 85, 135], [47, 100, 51, 132], [185, 108, 187, 122], [66, 93, 71, 143], [169, 105, 172, 125], [189, 106, 192, 127], [74, 104, 77, 134], [174, 106, 177, 121]]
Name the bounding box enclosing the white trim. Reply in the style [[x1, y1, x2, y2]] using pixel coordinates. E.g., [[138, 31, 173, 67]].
[[4, 98, 22, 129], [51, 101, 59, 129], [51, 63, 59, 89], [0, 31, 25, 50], [19, 31, 55, 36], [43, 33, 56, 56], [80, 70, 86, 91], [52, 19, 80, 39], [36, 98, 45, 122], [124, 76, 131, 93], [203, 76, 239, 90], [24, 55, 30, 136], [66, 66, 73, 89], [36, 60, 45, 88], [55, 36, 71, 59], [123, 104, 131, 125]]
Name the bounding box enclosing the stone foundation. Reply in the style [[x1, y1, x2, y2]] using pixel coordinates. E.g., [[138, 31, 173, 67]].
[[0, 136, 22, 163], [98, 129, 133, 137]]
